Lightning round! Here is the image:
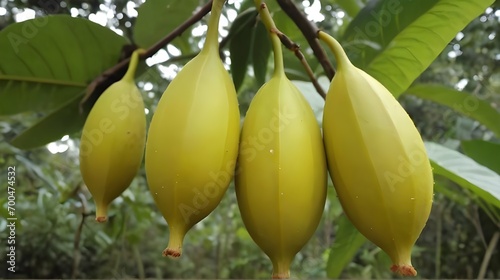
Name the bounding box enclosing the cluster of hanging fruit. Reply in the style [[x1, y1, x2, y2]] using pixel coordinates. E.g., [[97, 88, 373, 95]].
[[79, 0, 434, 278]]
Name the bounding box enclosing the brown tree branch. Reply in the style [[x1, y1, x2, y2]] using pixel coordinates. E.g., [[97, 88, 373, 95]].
[[80, 0, 214, 110], [72, 191, 91, 279], [275, 0, 335, 80], [478, 231, 500, 280]]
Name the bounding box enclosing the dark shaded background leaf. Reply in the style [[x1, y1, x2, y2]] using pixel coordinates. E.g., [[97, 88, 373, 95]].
[[229, 8, 258, 91], [252, 21, 271, 87]]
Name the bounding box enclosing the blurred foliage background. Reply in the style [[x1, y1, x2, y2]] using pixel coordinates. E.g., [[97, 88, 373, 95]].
[[1, 0, 499, 278]]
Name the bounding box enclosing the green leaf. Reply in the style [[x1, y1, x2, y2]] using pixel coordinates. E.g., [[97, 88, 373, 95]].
[[133, 0, 199, 49], [229, 8, 258, 91], [15, 154, 58, 191], [326, 214, 367, 278], [335, 0, 363, 18], [425, 142, 500, 209], [10, 94, 87, 149], [405, 84, 500, 138], [252, 21, 271, 87], [434, 177, 470, 206], [343, 0, 433, 65], [0, 15, 129, 115], [461, 140, 500, 175], [343, 0, 495, 97]]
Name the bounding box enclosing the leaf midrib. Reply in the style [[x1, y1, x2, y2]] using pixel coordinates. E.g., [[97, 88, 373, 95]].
[[0, 75, 87, 87]]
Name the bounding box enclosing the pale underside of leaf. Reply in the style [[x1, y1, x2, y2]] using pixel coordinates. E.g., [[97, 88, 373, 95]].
[[425, 142, 500, 209]]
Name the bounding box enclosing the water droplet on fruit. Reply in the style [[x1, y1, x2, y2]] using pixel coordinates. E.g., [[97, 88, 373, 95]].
[[270, 149, 274, 154], [355, 196, 359, 199], [410, 197, 415, 200]]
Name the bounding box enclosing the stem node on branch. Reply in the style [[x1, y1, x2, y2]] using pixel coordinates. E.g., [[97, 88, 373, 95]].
[[257, 1, 325, 99], [276, 0, 335, 80]]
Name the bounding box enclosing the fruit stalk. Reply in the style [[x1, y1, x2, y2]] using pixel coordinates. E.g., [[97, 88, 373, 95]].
[[204, 0, 227, 53], [254, 0, 284, 77], [122, 48, 145, 82]]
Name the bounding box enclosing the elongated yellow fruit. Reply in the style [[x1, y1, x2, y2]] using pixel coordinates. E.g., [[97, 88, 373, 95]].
[[80, 49, 146, 223], [319, 31, 433, 276], [145, 0, 240, 258], [235, 4, 327, 279]]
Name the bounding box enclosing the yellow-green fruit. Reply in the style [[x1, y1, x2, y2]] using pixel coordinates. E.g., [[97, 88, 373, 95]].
[[235, 8, 327, 278], [145, 0, 240, 258], [79, 49, 146, 223], [319, 31, 433, 276]]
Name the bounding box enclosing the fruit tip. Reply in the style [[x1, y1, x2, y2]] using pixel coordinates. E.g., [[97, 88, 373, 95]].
[[95, 216, 107, 223], [391, 264, 417, 277], [271, 271, 290, 279], [162, 248, 182, 258]]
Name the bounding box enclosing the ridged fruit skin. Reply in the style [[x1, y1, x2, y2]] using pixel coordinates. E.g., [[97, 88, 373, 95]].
[[319, 31, 433, 276], [79, 50, 146, 223], [144, 0, 240, 258], [235, 59, 327, 278]]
